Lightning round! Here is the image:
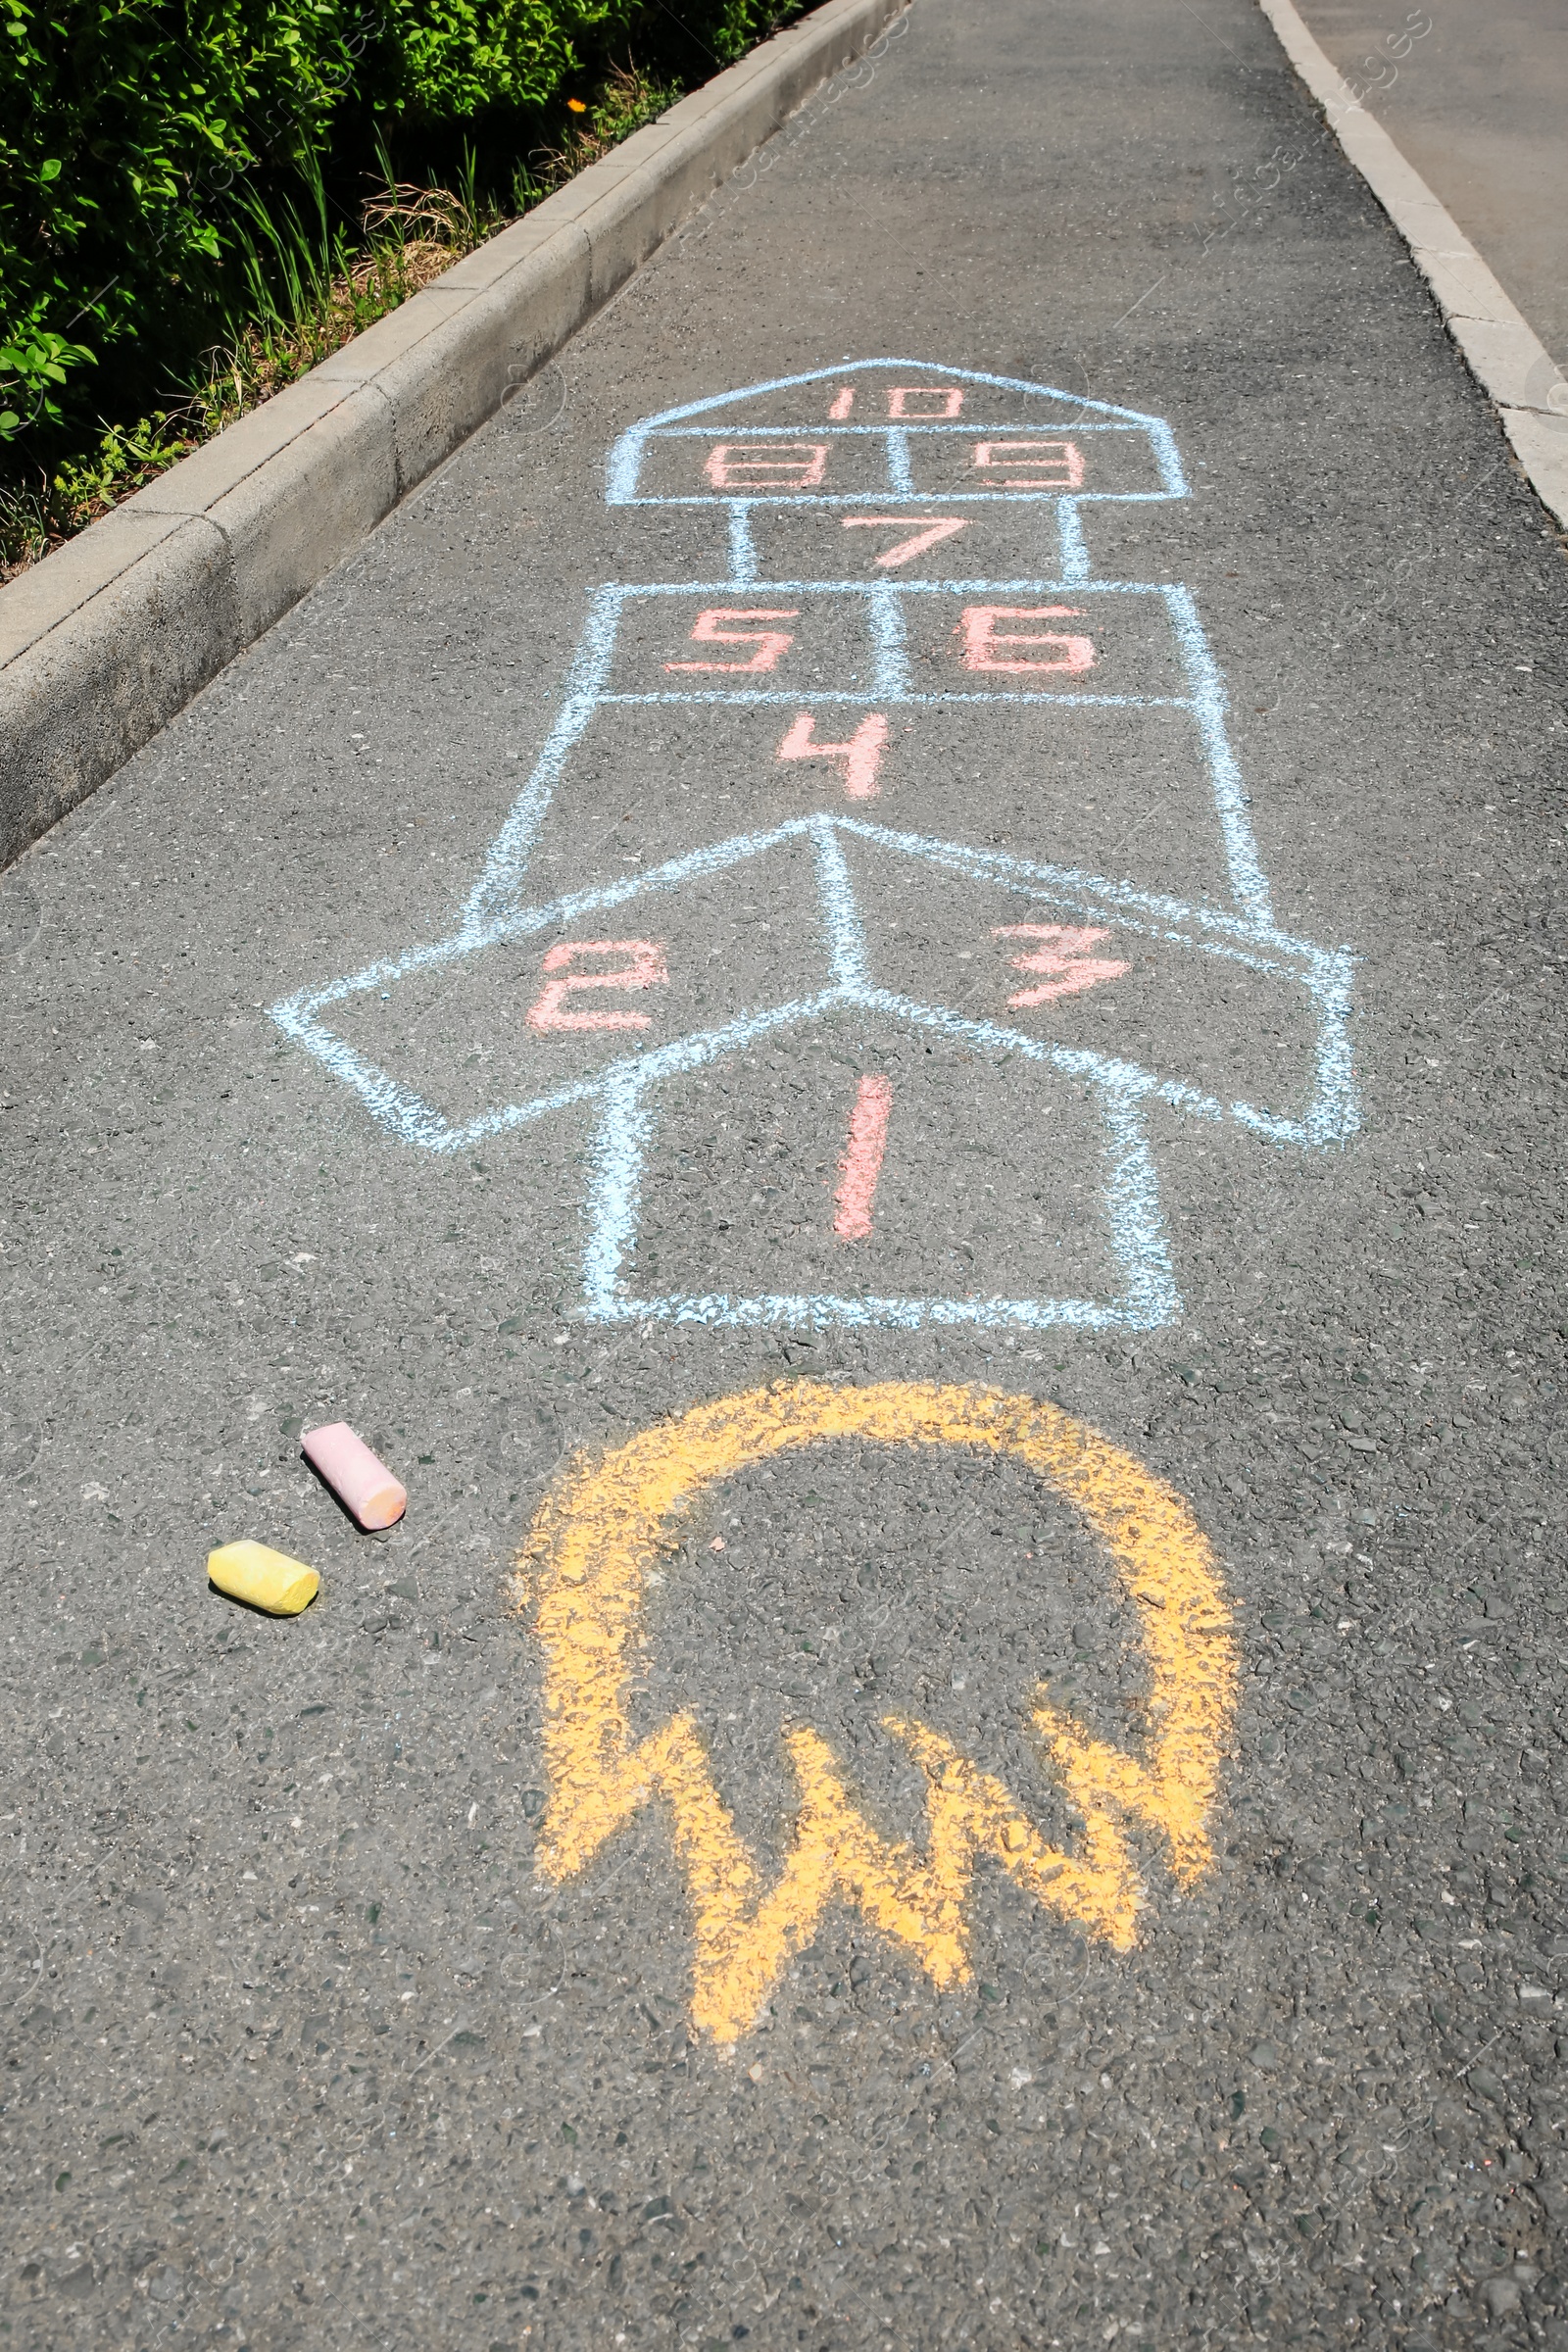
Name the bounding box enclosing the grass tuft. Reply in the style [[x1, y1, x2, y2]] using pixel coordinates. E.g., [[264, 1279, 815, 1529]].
[[513, 63, 681, 208], [0, 65, 678, 582]]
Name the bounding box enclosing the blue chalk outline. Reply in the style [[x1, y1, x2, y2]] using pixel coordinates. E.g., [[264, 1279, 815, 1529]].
[[271, 814, 1356, 1330], [605, 360, 1189, 503], [581, 1031, 1179, 1334], [462, 579, 1270, 928], [609, 360, 1187, 596], [270, 361, 1360, 1334]]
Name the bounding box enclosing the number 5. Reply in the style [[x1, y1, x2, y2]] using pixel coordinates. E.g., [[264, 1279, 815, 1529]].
[[665, 609, 800, 673]]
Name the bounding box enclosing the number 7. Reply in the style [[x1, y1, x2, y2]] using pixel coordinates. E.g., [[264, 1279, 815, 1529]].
[[843, 516, 968, 568]]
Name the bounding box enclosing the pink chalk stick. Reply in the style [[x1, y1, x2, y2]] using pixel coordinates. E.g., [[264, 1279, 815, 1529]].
[[301, 1422, 407, 1529]]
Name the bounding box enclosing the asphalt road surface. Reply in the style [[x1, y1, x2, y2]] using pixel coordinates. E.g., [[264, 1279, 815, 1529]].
[[1296, 0, 1568, 370], [5, 0, 1568, 2344]]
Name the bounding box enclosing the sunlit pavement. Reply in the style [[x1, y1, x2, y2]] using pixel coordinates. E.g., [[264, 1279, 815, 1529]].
[[4, 0, 1568, 2343]]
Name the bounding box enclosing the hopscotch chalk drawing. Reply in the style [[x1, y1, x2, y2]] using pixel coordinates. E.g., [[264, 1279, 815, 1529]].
[[272, 363, 1357, 1330]]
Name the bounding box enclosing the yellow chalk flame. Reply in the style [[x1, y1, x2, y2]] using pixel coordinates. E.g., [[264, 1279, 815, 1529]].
[[514, 1380, 1235, 2044]]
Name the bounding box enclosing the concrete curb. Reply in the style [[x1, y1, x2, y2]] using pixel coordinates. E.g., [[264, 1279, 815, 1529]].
[[1255, 0, 1568, 536], [0, 0, 907, 871]]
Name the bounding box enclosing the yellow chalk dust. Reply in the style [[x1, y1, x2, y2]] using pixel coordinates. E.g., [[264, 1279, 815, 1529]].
[[514, 1380, 1236, 2044]]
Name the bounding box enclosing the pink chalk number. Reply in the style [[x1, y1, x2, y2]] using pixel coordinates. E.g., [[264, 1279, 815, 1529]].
[[993, 925, 1129, 1008], [843, 515, 967, 568], [834, 1074, 893, 1239], [971, 440, 1085, 487], [666, 609, 800, 673], [958, 606, 1096, 674], [776, 710, 890, 799], [888, 388, 964, 417], [704, 443, 827, 488], [526, 941, 669, 1031]]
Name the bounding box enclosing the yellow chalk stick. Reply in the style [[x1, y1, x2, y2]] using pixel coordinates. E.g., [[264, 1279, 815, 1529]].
[[208, 1540, 319, 1616]]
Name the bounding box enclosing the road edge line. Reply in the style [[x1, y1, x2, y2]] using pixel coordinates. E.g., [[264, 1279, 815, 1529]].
[[1255, 0, 1568, 534], [0, 0, 908, 872]]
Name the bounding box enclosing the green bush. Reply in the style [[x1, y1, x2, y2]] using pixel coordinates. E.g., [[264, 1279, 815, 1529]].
[[0, 0, 791, 475]]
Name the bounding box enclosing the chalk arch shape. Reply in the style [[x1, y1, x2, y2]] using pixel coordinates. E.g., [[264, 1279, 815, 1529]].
[[515, 1380, 1237, 2044], [605, 358, 1189, 506]]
